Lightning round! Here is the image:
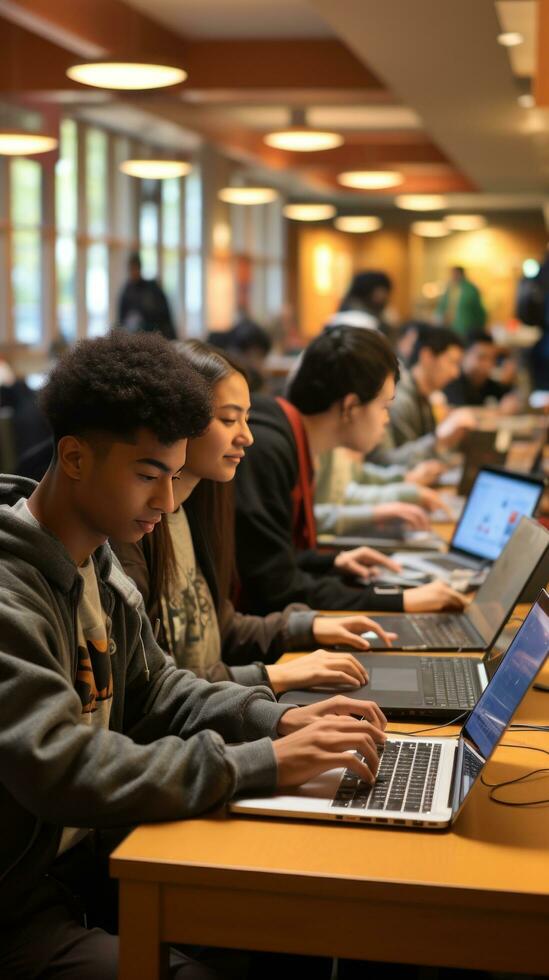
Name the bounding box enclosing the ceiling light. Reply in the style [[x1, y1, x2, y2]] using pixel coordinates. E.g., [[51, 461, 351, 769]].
[[518, 93, 535, 108], [337, 170, 403, 190], [264, 129, 343, 152], [0, 131, 58, 155], [218, 187, 278, 205], [66, 61, 186, 91], [120, 159, 192, 179], [411, 221, 451, 238], [396, 194, 447, 211], [497, 32, 524, 47], [334, 216, 382, 233], [444, 214, 486, 231], [283, 204, 336, 221]]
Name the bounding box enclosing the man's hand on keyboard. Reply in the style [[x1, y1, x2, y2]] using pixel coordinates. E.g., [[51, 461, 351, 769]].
[[274, 700, 387, 788], [403, 580, 468, 613]]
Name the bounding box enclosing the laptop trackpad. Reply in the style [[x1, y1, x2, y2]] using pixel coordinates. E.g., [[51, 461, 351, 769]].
[[369, 667, 419, 692]]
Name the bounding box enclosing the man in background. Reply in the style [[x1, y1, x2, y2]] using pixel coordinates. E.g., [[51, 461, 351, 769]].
[[117, 253, 176, 340], [444, 329, 519, 411], [437, 265, 486, 338]]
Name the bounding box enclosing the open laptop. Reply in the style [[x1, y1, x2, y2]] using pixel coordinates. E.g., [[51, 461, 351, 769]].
[[232, 590, 549, 829], [393, 467, 545, 583]]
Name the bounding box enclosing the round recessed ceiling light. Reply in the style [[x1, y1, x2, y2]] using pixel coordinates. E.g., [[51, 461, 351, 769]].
[[338, 170, 403, 190], [517, 93, 535, 108], [264, 129, 343, 152], [218, 187, 278, 205], [497, 31, 524, 47], [444, 214, 486, 231], [334, 215, 382, 233], [120, 159, 192, 179], [283, 203, 336, 221], [395, 194, 447, 211], [66, 61, 186, 90], [0, 131, 58, 155], [411, 221, 451, 238]]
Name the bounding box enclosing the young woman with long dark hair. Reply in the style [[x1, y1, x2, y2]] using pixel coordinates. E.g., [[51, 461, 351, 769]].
[[113, 341, 395, 694]]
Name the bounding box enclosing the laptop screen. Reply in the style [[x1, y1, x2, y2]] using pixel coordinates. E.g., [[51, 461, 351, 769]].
[[455, 590, 549, 816], [451, 469, 543, 561]]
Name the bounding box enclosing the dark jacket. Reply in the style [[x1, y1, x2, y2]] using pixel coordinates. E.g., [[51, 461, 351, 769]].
[[444, 372, 511, 407], [0, 476, 287, 914], [234, 396, 404, 614], [113, 497, 316, 688]]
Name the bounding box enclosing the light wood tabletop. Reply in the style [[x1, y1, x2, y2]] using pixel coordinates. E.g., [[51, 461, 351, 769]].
[[111, 621, 549, 980]]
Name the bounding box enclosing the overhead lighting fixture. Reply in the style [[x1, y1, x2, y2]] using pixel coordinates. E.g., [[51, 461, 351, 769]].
[[334, 215, 382, 233], [120, 159, 192, 179], [337, 170, 403, 190], [497, 31, 524, 47], [218, 187, 278, 205], [0, 131, 58, 155], [518, 93, 535, 108], [411, 221, 451, 238], [264, 130, 343, 152], [66, 60, 186, 91], [444, 214, 486, 231], [283, 203, 336, 221], [264, 107, 343, 153], [396, 194, 447, 211]]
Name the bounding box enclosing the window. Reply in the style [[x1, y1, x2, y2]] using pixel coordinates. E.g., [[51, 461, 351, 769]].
[[85, 128, 110, 335], [10, 158, 42, 344], [55, 119, 78, 340], [161, 176, 181, 320], [184, 167, 203, 335]]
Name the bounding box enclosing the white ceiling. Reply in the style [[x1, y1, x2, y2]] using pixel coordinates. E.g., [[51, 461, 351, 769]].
[[124, 0, 332, 39], [495, 0, 537, 77], [310, 0, 547, 193]]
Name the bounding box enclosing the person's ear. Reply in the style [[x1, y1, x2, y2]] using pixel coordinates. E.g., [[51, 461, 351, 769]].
[[57, 435, 92, 481], [341, 393, 360, 423]]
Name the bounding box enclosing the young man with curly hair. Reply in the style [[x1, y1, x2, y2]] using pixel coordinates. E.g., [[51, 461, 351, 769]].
[[0, 330, 386, 980]]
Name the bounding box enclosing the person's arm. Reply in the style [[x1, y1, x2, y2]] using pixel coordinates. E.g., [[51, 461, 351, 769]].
[[219, 597, 316, 677], [0, 583, 288, 828], [235, 435, 404, 613]]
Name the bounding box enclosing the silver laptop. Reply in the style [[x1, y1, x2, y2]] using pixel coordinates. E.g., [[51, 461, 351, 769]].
[[231, 590, 549, 830], [393, 467, 545, 584]]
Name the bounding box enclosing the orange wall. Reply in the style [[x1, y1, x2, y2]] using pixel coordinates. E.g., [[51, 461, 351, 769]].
[[293, 214, 547, 338]]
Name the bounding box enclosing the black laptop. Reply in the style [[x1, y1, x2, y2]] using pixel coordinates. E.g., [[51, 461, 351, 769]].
[[280, 519, 549, 717]]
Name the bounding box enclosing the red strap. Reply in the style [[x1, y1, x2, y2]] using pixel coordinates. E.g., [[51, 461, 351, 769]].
[[276, 397, 317, 551]]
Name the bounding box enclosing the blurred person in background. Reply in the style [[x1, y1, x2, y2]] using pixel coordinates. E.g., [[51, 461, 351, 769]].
[[444, 329, 522, 412], [437, 265, 486, 338], [372, 324, 475, 468], [117, 252, 176, 340], [326, 270, 396, 343]]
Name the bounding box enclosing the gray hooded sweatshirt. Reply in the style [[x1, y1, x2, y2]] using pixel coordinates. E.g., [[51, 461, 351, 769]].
[[0, 475, 288, 915]]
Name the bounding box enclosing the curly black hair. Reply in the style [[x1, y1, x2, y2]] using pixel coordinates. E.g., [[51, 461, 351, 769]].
[[40, 331, 212, 444]]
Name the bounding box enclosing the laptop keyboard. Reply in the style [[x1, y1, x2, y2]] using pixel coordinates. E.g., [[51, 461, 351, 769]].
[[332, 741, 442, 814], [421, 657, 479, 709], [410, 614, 474, 647]]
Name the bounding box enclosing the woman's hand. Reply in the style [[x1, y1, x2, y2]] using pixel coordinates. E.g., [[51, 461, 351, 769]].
[[312, 614, 397, 650], [334, 545, 401, 580], [403, 580, 468, 612], [373, 501, 431, 530], [266, 650, 368, 695]]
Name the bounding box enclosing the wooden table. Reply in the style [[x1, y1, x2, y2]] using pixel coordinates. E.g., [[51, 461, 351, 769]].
[[111, 649, 549, 979]]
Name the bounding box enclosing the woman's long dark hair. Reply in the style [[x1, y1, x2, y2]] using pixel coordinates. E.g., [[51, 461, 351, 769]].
[[150, 340, 248, 612]]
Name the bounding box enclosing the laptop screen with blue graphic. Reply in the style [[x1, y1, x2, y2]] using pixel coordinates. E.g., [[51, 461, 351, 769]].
[[455, 591, 549, 814], [451, 469, 543, 562]]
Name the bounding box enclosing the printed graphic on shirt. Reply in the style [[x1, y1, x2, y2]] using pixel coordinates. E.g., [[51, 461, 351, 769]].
[[162, 507, 221, 672], [74, 559, 113, 723], [75, 632, 112, 714]]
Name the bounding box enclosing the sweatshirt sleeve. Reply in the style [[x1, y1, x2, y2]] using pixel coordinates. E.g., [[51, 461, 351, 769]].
[[0, 582, 288, 829], [219, 597, 316, 666], [234, 431, 404, 614]]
